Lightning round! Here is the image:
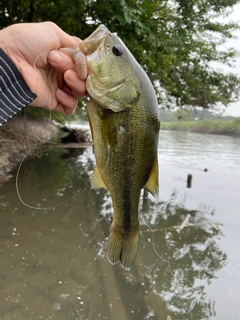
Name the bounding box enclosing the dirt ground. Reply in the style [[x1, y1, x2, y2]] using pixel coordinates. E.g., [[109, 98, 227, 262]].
[[0, 115, 57, 184]]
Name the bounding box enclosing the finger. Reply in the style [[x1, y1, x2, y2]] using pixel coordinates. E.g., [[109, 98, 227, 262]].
[[44, 21, 81, 48], [54, 24, 81, 48], [64, 70, 87, 99], [55, 88, 78, 114], [48, 50, 77, 73], [59, 35, 81, 48]]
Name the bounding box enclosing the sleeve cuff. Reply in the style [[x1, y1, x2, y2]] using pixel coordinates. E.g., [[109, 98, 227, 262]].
[[0, 48, 37, 126]]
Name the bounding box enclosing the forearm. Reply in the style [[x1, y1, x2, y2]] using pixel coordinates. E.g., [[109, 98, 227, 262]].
[[0, 48, 37, 126]]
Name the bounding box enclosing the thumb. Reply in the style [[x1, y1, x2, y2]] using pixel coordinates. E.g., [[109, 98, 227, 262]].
[[48, 50, 77, 72]]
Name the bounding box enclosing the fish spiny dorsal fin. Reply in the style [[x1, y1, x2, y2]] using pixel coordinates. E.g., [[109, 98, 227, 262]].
[[91, 166, 107, 189], [143, 157, 159, 199], [107, 224, 140, 270]]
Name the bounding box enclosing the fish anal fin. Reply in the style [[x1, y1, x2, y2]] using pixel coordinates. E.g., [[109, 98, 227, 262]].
[[144, 157, 159, 199], [91, 166, 107, 189]]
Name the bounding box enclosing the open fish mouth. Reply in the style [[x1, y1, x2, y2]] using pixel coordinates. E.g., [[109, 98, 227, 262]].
[[78, 24, 109, 62]]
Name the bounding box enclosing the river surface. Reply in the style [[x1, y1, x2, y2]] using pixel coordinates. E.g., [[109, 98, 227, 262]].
[[0, 130, 240, 320]]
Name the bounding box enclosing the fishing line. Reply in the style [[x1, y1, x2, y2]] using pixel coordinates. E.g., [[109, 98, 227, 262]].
[[140, 215, 175, 278], [16, 50, 92, 210], [141, 213, 240, 288], [211, 263, 240, 283], [33, 48, 75, 69], [16, 114, 111, 210], [16, 52, 54, 209], [15, 109, 94, 210], [16, 48, 112, 214], [141, 214, 208, 287], [16, 48, 112, 210], [33, 51, 48, 69]]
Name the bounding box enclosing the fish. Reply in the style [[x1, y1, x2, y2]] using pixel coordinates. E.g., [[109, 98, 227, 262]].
[[61, 25, 160, 270]]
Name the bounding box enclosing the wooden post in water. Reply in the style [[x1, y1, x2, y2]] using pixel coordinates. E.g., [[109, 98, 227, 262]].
[[187, 174, 192, 188], [143, 189, 149, 198]]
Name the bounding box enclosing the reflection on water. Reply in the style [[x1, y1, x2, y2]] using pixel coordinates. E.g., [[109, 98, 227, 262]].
[[140, 195, 226, 319], [0, 131, 240, 319]]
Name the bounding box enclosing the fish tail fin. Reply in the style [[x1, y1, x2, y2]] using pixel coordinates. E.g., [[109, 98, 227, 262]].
[[107, 225, 140, 270]]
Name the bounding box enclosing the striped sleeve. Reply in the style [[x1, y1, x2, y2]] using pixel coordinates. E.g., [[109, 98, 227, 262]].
[[0, 48, 37, 126]]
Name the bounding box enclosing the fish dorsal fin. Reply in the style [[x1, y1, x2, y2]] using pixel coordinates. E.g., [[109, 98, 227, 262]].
[[92, 166, 107, 189], [143, 157, 159, 199]]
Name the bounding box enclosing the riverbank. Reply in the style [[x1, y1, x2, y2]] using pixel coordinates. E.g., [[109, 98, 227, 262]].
[[0, 116, 57, 184], [160, 118, 240, 136]]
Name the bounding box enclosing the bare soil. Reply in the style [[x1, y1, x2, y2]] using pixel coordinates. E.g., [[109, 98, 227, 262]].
[[0, 115, 57, 184]]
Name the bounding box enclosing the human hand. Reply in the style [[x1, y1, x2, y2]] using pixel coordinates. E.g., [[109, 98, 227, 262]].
[[0, 21, 86, 114]]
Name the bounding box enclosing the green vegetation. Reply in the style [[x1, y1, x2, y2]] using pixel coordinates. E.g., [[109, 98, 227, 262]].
[[1, 0, 240, 120], [161, 117, 240, 135], [159, 107, 237, 122]]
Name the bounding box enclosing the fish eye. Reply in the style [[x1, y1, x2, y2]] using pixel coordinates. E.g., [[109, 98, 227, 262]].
[[112, 45, 123, 56]]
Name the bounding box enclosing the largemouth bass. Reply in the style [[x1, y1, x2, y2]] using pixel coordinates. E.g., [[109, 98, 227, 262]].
[[61, 25, 160, 270]]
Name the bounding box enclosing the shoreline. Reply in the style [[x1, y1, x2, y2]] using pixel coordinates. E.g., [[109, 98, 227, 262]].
[[160, 127, 240, 137], [160, 119, 240, 137]]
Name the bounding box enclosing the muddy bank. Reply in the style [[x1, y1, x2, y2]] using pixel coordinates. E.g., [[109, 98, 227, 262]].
[[0, 116, 57, 184]]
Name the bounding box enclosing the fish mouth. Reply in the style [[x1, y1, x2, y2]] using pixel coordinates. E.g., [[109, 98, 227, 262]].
[[78, 24, 109, 61]]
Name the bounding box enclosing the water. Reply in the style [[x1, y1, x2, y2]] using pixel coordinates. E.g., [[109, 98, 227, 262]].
[[0, 130, 240, 320]]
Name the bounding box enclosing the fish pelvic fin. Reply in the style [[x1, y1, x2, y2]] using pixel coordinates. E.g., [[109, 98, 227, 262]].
[[107, 225, 140, 271], [91, 166, 107, 189], [144, 156, 159, 199]]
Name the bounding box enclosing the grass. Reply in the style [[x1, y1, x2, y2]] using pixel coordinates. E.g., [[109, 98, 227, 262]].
[[160, 118, 240, 136]]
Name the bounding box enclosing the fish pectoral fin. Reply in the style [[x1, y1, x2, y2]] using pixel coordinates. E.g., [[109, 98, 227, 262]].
[[91, 166, 107, 189], [107, 225, 140, 271], [143, 157, 159, 199]]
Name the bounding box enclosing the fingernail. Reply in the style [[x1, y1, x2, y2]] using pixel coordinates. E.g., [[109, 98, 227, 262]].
[[48, 50, 61, 63], [67, 70, 79, 83], [57, 88, 69, 98]]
